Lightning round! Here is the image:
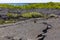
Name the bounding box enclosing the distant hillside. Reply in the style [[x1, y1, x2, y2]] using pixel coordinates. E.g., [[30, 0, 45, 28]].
[[0, 2, 60, 9]]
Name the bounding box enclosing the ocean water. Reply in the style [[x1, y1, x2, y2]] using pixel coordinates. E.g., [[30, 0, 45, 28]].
[[8, 3, 28, 6]]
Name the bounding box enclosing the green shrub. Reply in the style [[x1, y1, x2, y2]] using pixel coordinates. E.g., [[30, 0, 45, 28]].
[[0, 19, 5, 24], [7, 13, 18, 18], [31, 12, 43, 18], [7, 13, 13, 18], [21, 13, 32, 18], [48, 14, 58, 18], [21, 12, 43, 18], [5, 20, 15, 24]]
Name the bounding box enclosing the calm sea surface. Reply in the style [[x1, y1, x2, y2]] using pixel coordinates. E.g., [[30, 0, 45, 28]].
[[8, 3, 28, 6]]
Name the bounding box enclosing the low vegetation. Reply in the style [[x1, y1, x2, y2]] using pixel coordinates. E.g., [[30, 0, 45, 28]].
[[0, 19, 16, 24], [21, 12, 44, 18], [48, 14, 58, 18], [7, 13, 19, 19], [0, 2, 60, 24], [5, 20, 15, 24], [0, 19, 5, 24], [0, 13, 59, 24]]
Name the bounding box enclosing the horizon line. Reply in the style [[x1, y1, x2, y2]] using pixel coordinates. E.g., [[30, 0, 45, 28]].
[[0, 1, 60, 3]]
